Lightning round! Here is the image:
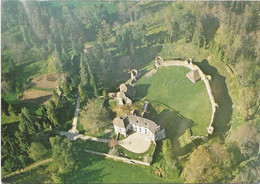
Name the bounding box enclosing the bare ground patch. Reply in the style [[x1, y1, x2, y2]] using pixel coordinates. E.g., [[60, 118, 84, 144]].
[[21, 89, 52, 105], [30, 73, 57, 89], [118, 132, 151, 153]]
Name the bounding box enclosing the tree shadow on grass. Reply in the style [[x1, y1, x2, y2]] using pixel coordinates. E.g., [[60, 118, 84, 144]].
[[62, 167, 107, 183], [2, 121, 20, 136], [133, 45, 163, 70], [21, 95, 52, 105], [61, 151, 108, 183], [134, 84, 151, 100], [147, 30, 168, 45], [195, 59, 233, 135], [147, 105, 195, 156]]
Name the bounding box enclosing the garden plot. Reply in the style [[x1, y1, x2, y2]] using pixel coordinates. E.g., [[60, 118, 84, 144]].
[[21, 89, 52, 105], [30, 73, 57, 89]]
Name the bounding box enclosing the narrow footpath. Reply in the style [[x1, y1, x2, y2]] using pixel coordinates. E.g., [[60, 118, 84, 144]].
[[84, 149, 150, 166], [2, 158, 53, 179], [59, 96, 109, 143], [69, 96, 80, 133]]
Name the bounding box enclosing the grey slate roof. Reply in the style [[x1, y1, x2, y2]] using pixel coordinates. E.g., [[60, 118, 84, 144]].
[[126, 115, 158, 134], [112, 115, 159, 135], [113, 117, 129, 128], [186, 69, 201, 83]]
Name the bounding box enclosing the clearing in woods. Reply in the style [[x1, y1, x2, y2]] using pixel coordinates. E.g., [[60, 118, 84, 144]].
[[21, 73, 57, 104]]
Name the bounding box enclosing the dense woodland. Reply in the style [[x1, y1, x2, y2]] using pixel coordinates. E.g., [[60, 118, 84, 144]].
[[1, 1, 260, 183]]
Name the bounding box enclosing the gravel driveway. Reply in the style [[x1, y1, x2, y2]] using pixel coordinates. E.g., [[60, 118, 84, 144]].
[[118, 132, 151, 153]]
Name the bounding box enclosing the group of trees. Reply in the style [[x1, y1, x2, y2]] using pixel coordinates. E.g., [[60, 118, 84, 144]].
[[184, 142, 232, 183], [78, 99, 111, 134], [1, 104, 51, 173], [162, 2, 259, 182], [115, 24, 147, 55]]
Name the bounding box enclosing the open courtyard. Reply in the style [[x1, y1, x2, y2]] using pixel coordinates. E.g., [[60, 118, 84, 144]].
[[134, 66, 212, 136], [118, 132, 151, 153]]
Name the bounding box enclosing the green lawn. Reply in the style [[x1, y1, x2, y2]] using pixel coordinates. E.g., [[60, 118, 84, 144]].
[[135, 66, 212, 136], [3, 59, 51, 104], [73, 139, 110, 153], [3, 151, 183, 183]]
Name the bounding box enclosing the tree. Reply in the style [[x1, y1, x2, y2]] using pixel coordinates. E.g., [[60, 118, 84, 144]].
[[192, 19, 205, 47], [1, 98, 9, 115], [8, 104, 16, 115], [28, 142, 48, 161], [19, 107, 36, 134], [231, 156, 260, 183], [165, 7, 196, 42], [184, 143, 232, 183], [78, 84, 87, 102], [227, 122, 259, 157], [108, 147, 119, 156], [102, 89, 108, 100], [50, 136, 79, 173], [88, 64, 99, 97], [46, 100, 59, 127], [143, 155, 152, 163], [108, 139, 117, 148], [2, 127, 27, 173], [15, 130, 30, 154], [79, 99, 111, 134], [162, 139, 178, 170], [80, 54, 90, 87]]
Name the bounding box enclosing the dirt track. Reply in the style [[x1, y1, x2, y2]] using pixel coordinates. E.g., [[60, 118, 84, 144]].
[[2, 158, 53, 179]]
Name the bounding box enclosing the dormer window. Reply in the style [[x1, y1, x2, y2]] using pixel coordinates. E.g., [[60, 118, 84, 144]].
[[145, 123, 147, 125], [136, 120, 138, 123]]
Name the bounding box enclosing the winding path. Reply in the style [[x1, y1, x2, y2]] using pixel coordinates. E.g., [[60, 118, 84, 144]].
[[2, 158, 53, 179], [84, 149, 150, 166]]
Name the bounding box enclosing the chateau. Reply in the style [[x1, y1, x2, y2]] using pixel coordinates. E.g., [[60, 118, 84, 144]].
[[113, 113, 166, 142]]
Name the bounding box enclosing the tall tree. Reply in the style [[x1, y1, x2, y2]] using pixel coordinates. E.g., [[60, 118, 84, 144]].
[[184, 143, 232, 183], [46, 100, 59, 127], [50, 136, 79, 174], [19, 108, 36, 134]]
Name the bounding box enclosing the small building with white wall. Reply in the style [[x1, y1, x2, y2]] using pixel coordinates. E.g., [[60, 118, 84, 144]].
[[116, 83, 136, 105]]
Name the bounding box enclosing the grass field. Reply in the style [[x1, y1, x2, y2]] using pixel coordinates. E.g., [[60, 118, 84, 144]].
[[21, 89, 52, 105], [135, 66, 212, 136], [3, 150, 183, 183]]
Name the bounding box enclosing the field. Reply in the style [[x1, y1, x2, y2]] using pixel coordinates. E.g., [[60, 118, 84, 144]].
[[21, 89, 52, 105], [159, 42, 233, 135], [19, 73, 57, 105], [135, 66, 212, 136], [3, 138, 182, 183], [29, 73, 57, 89], [3, 146, 183, 183]]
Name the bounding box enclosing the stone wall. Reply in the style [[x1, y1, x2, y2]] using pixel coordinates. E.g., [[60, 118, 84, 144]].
[[154, 57, 217, 135]]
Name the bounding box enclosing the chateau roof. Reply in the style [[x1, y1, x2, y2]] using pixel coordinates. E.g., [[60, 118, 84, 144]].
[[126, 115, 158, 134], [112, 117, 129, 128], [113, 114, 159, 135]]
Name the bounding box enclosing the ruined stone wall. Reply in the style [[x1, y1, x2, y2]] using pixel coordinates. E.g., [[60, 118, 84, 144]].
[[155, 58, 217, 135]]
